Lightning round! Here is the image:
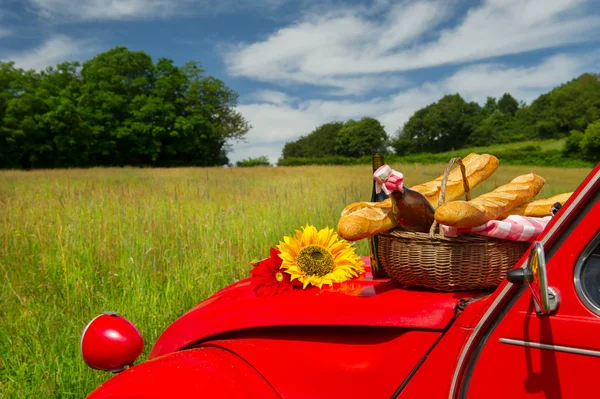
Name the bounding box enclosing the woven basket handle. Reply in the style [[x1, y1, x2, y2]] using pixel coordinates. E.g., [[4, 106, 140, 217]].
[[428, 157, 471, 237]]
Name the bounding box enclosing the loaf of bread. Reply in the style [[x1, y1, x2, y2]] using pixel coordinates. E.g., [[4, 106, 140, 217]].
[[337, 201, 398, 242], [336, 153, 500, 241], [411, 153, 500, 209], [434, 173, 546, 228], [499, 192, 573, 218]]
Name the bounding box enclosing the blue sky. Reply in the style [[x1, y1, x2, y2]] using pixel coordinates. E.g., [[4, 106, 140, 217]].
[[1, 0, 599, 164]]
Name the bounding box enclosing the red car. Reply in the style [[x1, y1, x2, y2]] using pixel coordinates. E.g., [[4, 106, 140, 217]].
[[82, 163, 600, 399]]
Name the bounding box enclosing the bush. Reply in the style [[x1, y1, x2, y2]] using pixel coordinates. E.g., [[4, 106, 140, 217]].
[[274, 143, 595, 168], [581, 121, 600, 162], [395, 146, 593, 168], [277, 156, 363, 166], [535, 120, 560, 139], [473, 146, 591, 167], [562, 130, 584, 158], [390, 137, 415, 156], [236, 156, 271, 167]]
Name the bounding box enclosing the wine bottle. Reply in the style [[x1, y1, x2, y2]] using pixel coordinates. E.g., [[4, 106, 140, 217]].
[[374, 165, 435, 233], [368, 152, 389, 278], [370, 153, 389, 204]]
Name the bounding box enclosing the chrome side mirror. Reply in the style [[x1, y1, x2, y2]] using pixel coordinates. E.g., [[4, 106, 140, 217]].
[[506, 241, 559, 315]]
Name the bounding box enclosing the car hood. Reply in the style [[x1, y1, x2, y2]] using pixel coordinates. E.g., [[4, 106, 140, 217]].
[[149, 258, 476, 359]]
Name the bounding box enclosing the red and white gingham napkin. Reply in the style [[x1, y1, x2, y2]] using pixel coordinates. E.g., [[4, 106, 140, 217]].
[[441, 215, 552, 242]]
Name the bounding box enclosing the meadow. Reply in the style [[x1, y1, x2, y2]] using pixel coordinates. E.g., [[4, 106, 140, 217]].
[[0, 161, 594, 398]]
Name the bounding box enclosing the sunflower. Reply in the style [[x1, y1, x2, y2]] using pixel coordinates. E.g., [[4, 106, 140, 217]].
[[277, 225, 365, 289]]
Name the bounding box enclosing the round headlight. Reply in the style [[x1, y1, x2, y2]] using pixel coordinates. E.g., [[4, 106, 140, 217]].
[[80, 312, 144, 373]]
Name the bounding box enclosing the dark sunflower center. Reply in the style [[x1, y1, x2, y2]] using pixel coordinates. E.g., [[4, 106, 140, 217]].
[[296, 245, 334, 277]]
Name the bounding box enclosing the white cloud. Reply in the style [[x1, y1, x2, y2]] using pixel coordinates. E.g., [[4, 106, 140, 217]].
[[224, 0, 600, 93], [31, 0, 171, 20], [442, 54, 586, 104], [223, 0, 599, 164], [230, 142, 289, 166], [28, 0, 290, 21], [236, 103, 321, 143], [223, 1, 448, 93], [1, 35, 94, 70], [227, 52, 595, 164], [376, 53, 589, 133]]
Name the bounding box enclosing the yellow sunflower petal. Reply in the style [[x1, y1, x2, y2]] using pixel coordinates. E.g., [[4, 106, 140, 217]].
[[276, 225, 364, 289]]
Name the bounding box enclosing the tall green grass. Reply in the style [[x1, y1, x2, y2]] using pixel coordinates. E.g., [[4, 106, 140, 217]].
[[0, 163, 593, 398]]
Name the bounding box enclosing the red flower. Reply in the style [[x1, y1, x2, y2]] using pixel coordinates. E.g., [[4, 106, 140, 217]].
[[250, 247, 295, 297]]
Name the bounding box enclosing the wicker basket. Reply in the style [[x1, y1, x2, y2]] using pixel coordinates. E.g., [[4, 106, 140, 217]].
[[377, 157, 530, 291]]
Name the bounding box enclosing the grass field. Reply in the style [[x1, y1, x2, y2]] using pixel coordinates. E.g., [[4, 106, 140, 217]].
[[0, 162, 594, 398]]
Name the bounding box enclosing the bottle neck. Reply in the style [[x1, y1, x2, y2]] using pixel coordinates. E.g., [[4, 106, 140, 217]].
[[372, 153, 384, 172], [390, 187, 405, 199], [371, 153, 388, 202]]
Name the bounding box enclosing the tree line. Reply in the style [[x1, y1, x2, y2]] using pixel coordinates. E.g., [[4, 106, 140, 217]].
[[279, 73, 600, 164], [0, 46, 250, 169], [1, 45, 598, 170], [282, 117, 389, 159]]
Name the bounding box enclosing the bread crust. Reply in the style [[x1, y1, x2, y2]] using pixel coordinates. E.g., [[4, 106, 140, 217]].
[[340, 200, 392, 217], [499, 192, 573, 218], [410, 153, 500, 209], [336, 153, 500, 240], [337, 205, 398, 241], [434, 173, 546, 228]]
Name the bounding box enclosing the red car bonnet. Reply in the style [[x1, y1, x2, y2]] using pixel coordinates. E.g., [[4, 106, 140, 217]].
[[149, 260, 478, 359]]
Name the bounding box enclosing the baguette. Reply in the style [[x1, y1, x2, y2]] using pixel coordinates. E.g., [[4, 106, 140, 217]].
[[434, 173, 546, 228], [340, 200, 389, 217], [499, 192, 573, 219], [337, 201, 398, 241], [410, 153, 500, 209], [336, 153, 500, 241]]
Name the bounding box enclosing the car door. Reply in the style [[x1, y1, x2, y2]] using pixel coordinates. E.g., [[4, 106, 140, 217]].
[[456, 166, 600, 399]]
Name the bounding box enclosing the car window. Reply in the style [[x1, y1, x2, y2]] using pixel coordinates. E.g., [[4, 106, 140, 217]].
[[576, 234, 600, 316]]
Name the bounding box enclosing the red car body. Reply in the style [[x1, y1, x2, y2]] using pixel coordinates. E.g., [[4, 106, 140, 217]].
[[84, 163, 600, 399]]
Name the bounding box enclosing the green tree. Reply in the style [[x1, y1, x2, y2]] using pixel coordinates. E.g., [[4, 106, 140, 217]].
[[482, 96, 498, 117], [1, 63, 83, 169], [391, 126, 416, 156], [497, 93, 520, 115], [305, 122, 344, 157], [519, 73, 600, 138], [0, 62, 26, 168], [562, 130, 584, 158], [39, 62, 85, 167], [281, 122, 344, 159], [178, 61, 250, 166], [334, 117, 389, 157], [395, 94, 481, 154], [282, 139, 307, 158], [0, 46, 250, 169], [78, 47, 159, 165], [467, 110, 512, 146], [581, 120, 600, 163]]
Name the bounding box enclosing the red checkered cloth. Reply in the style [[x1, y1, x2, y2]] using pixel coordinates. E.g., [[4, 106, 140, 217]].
[[441, 215, 552, 243]]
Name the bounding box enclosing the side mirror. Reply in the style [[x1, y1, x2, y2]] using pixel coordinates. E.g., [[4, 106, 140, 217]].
[[506, 241, 559, 315]]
